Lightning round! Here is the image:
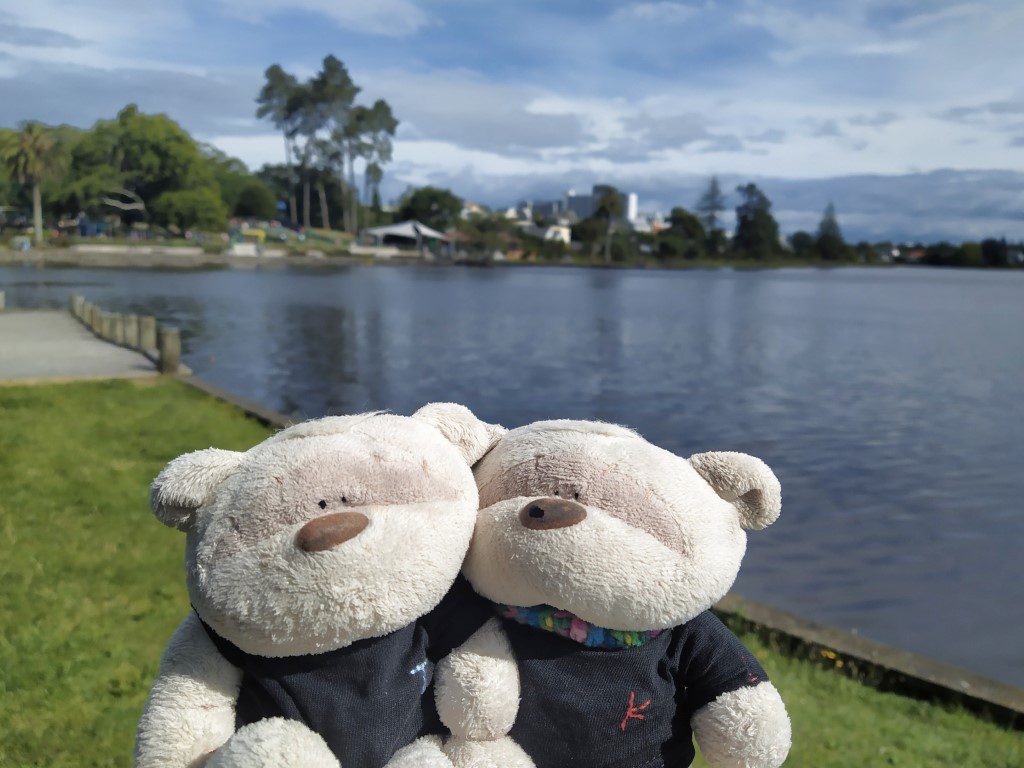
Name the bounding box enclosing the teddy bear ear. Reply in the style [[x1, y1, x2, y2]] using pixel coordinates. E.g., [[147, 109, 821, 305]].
[[689, 451, 782, 531], [412, 402, 507, 465], [150, 448, 245, 531]]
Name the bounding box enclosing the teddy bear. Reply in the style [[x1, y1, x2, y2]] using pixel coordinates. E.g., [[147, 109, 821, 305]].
[[434, 419, 792, 768], [134, 403, 505, 768]]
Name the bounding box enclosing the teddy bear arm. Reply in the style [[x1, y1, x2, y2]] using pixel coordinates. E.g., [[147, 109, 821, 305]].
[[434, 618, 521, 741], [135, 613, 243, 768], [690, 682, 791, 768]]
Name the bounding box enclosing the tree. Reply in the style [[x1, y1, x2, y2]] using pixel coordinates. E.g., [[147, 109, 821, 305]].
[[364, 162, 383, 212], [202, 144, 256, 215], [658, 207, 706, 261], [255, 56, 397, 235], [1, 121, 59, 244], [234, 179, 278, 220], [696, 176, 726, 233], [312, 56, 360, 232], [151, 188, 228, 231], [594, 187, 624, 263], [397, 186, 461, 231], [667, 206, 706, 242], [65, 105, 224, 230], [981, 238, 1009, 267], [816, 202, 849, 260], [733, 183, 779, 260], [357, 100, 397, 218], [256, 65, 301, 223], [789, 230, 816, 259]]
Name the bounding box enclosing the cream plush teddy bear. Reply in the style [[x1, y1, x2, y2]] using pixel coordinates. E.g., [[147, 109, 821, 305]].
[[435, 419, 792, 768], [135, 404, 504, 768]]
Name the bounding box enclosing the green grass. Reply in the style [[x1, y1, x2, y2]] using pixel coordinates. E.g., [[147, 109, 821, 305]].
[[0, 379, 1021, 767], [692, 626, 1022, 767], [0, 379, 273, 768]]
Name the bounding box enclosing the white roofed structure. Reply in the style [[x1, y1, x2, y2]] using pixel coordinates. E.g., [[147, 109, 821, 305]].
[[364, 220, 450, 245]]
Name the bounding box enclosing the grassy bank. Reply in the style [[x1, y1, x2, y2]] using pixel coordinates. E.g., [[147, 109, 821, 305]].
[[0, 379, 1020, 767]]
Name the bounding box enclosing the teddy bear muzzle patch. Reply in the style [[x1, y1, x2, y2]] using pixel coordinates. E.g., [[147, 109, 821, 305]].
[[519, 497, 588, 530], [295, 511, 370, 552]]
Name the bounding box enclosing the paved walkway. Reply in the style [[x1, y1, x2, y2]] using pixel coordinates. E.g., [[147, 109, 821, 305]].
[[0, 311, 157, 383]]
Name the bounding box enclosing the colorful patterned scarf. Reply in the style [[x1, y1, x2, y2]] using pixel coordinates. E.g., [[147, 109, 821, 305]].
[[497, 604, 663, 650]]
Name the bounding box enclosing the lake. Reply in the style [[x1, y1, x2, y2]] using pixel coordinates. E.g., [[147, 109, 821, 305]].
[[3, 262, 1022, 686]]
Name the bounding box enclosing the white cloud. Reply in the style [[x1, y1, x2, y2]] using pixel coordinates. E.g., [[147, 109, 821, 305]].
[[206, 133, 289, 168], [736, 3, 918, 63], [216, 0, 430, 36], [0, 0, 197, 72]]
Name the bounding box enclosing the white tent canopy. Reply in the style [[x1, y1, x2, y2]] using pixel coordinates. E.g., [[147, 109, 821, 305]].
[[364, 220, 449, 243]]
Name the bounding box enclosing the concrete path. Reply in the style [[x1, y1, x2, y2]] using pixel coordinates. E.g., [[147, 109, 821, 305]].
[[0, 311, 157, 383]]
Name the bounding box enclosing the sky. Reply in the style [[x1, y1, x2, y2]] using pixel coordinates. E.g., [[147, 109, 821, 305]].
[[1, 0, 1023, 240]]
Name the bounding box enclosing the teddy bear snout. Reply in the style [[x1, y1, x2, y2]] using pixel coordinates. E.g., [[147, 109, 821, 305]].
[[518, 497, 587, 531], [295, 511, 369, 552]]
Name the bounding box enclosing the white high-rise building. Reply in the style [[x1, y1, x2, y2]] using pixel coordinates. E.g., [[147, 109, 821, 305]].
[[626, 193, 639, 223]]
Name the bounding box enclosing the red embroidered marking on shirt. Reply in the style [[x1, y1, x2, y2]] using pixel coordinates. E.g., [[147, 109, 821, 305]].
[[620, 691, 651, 732], [750, 675, 759, 683]]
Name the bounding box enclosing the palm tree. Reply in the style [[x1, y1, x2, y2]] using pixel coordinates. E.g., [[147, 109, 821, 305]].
[[2, 122, 57, 246]]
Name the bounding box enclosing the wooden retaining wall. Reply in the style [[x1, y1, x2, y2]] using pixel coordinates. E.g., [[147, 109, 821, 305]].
[[68, 293, 184, 375]]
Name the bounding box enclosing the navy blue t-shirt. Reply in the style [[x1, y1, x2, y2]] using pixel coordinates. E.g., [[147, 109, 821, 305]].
[[504, 610, 768, 768], [198, 576, 491, 768]]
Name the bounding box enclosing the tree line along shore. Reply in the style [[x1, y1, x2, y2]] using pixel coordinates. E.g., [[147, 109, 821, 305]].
[[1, 54, 1021, 270]]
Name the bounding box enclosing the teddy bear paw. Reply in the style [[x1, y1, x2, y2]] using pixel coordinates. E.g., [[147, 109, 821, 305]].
[[385, 735, 454, 768], [443, 736, 536, 768], [205, 718, 340, 768]]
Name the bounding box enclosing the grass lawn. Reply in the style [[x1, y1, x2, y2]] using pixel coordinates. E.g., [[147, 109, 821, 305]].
[[1, 379, 1021, 767]]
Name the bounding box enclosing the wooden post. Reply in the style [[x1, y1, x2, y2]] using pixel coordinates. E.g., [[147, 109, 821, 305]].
[[101, 313, 113, 339], [89, 305, 99, 333], [139, 316, 157, 350], [69, 293, 79, 316], [0, 290, 5, 312], [112, 314, 126, 345], [158, 326, 181, 374], [125, 314, 140, 348]]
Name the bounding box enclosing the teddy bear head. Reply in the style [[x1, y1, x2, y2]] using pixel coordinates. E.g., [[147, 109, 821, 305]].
[[150, 403, 504, 657], [464, 419, 781, 632]]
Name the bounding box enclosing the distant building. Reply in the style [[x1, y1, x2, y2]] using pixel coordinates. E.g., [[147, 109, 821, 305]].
[[535, 224, 571, 244], [565, 188, 595, 220], [631, 212, 666, 234], [460, 201, 487, 219], [626, 193, 639, 224], [533, 199, 564, 219], [517, 185, 638, 225]]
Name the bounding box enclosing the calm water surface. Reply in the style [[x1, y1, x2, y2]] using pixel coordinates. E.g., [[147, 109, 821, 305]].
[[3, 263, 1023, 685]]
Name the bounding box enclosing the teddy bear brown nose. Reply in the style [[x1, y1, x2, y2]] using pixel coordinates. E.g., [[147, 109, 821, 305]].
[[519, 497, 587, 530], [296, 512, 369, 552]]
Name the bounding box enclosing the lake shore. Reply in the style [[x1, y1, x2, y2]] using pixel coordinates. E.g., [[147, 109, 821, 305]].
[[9, 245, 1016, 273], [0, 243, 918, 273]]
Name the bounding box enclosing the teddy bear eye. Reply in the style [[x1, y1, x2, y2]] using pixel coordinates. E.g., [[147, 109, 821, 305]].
[[341, 496, 348, 504], [573, 492, 580, 501], [318, 500, 327, 509]]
